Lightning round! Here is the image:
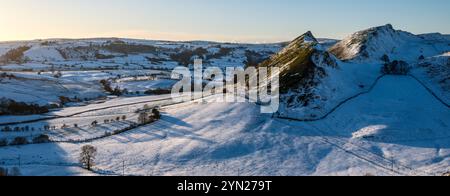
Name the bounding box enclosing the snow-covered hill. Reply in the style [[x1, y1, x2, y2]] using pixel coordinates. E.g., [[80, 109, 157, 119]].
[[412, 52, 450, 103], [0, 39, 282, 114], [258, 32, 381, 119], [329, 24, 450, 63], [0, 38, 282, 71], [258, 25, 449, 119], [0, 70, 168, 114], [1, 75, 449, 176]]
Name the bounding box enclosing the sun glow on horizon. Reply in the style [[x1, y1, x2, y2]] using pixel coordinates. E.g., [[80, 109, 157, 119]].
[[0, 0, 449, 43]]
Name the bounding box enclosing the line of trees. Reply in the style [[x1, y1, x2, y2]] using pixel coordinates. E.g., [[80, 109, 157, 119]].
[[170, 47, 209, 67], [0, 46, 31, 65], [78, 107, 160, 172], [0, 134, 51, 147], [380, 54, 410, 75], [91, 115, 128, 128], [102, 115, 127, 124], [100, 79, 123, 96], [0, 107, 160, 147], [138, 108, 161, 125], [1, 122, 85, 132], [0, 99, 49, 115], [1, 125, 34, 132], [0, 72, 16, 80]]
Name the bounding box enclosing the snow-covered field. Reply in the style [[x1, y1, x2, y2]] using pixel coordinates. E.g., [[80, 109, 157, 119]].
[[0, 26, 449, 176], [113, 79, 177, 94], [0, 70, 171, 107], [1, 76, 449, 176], [0, 39, 281, 71], [0, 93, 182, 143], [0, 39, 280, 111]]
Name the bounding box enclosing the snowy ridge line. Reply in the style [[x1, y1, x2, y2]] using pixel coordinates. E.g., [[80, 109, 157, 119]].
[[408, 74, 450, 108]]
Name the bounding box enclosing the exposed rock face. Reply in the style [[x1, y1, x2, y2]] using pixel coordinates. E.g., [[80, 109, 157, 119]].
[[257, 31, 338, 108], [415, 54, 450, 102]]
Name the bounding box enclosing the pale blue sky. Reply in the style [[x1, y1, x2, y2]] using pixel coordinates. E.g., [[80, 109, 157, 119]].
[[0, 0, 449, 42]]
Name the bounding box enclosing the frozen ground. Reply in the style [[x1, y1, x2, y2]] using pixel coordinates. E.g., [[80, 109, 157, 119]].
[[1, 76, 449, 176], [0, 70, 171, 107], [0, 93, 183, 143], [0, 38, 280, 111]]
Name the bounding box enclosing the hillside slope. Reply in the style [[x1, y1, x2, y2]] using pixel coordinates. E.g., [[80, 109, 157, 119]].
[[258, 32, 381, 119], [1, 75, 449, 176], [0, 39, 281, 70], [329, 24, 450, 63], [412, 52, 450, 104]]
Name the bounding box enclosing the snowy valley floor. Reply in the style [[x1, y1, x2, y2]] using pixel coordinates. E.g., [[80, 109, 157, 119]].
[[0, 76, 449, 176]]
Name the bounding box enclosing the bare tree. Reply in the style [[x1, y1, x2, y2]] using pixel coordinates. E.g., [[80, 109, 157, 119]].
[[152, 108, 161, 119], [91, 120, 98, 127], [79, 145, 97, 171], [138, 112, 149, 124]]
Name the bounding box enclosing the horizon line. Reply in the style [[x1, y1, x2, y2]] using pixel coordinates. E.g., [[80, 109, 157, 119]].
[[0, 28, 448, 44]]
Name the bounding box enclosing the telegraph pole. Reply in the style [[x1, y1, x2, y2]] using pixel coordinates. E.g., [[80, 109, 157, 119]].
[[391, 156, 395, 173], [122, 160, 125, 176]]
